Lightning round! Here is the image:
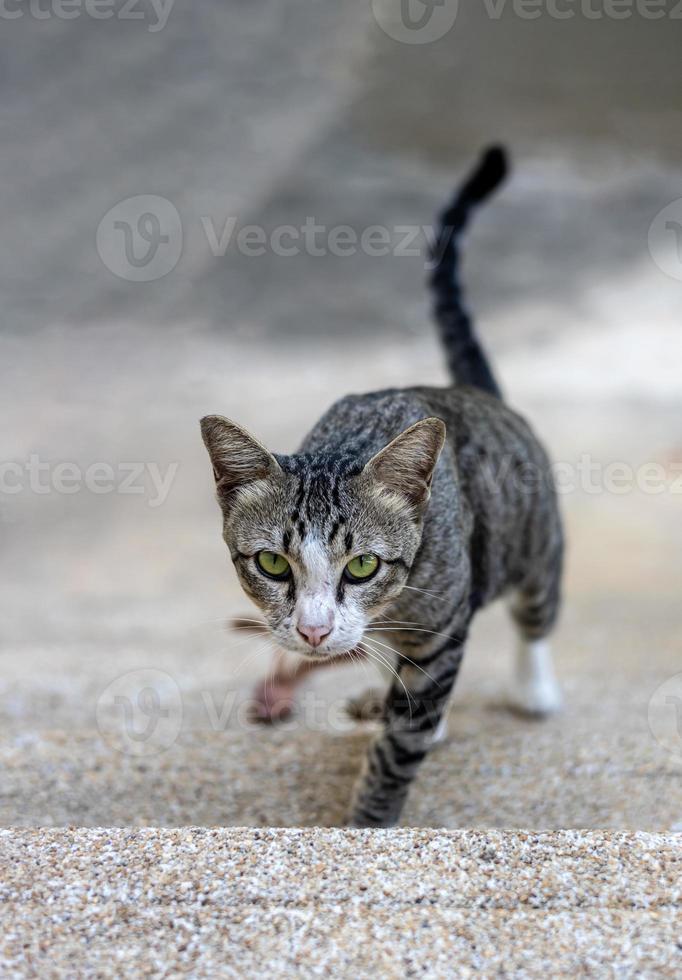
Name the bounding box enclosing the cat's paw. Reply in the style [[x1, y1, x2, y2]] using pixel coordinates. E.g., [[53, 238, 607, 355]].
[[249, 679, 296, 724], [345, 688, 386, 724], [507, 674, 562, 717], [508, 638, 563, 718]]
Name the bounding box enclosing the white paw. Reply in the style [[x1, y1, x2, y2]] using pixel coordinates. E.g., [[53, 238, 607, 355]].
[[508, 639, 562, 717], [507, 675, 562, 717]]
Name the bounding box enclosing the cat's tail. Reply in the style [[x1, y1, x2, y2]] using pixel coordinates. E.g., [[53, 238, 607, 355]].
[[429, 145, 508, 398]]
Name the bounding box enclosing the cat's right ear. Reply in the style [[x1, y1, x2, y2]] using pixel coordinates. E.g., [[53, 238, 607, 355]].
[[200, 415, 280, 503]]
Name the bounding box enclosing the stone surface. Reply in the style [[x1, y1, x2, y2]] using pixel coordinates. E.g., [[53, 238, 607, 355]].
[[2, 829, 681, 978]]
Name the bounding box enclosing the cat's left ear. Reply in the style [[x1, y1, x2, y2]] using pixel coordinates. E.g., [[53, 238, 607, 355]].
[[365, 417, 446, 508], [200, 415, 280, 503]]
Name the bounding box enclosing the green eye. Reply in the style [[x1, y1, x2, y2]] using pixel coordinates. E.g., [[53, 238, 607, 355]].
[[344, 554, 379, 582], [256, 551, 291, 580]]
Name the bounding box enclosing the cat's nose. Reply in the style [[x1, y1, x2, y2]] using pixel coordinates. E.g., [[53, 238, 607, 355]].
[[296, 622, 332, 648]]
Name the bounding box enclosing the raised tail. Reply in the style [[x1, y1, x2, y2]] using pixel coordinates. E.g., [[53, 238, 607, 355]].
[[429, 145, 508, 398]]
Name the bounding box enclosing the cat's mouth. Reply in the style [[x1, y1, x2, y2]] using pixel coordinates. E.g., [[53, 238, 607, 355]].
[[228, 617, 361, 660], [295, 647, 363, 667], [301, 645, 362, 660], [288, 639, 361, 660]]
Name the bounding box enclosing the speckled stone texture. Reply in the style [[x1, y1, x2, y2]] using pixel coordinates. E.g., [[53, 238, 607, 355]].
[[1, 828, 680, 978]]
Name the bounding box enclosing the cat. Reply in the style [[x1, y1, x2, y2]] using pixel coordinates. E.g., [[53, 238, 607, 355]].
[[200, 146, 563, 828]]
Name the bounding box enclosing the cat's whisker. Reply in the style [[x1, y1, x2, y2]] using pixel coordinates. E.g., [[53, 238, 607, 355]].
[[226, 623, 267, 633], [358, 640, 415, 721], [400, 585, 450, 602], [358, 649, 376, 690], [226, 628, 271, 642], [237, 637, 276, 668], [199, 621, 271, 643], [370, 618, 465, 636], [368, 619, 436, 629], [355, 652, 373, 691], [350, 645, 379, 693], [357, 641, 393, 682], [192, 615, 266, 628], [225, 635, 277, 680], [206, 631, 271, 662], [228, 617, 269, 635], [359, 650, 414, 726], [367, 626, 464, 644], [362, 633, 440, 687], [371, 619, 427, 627]]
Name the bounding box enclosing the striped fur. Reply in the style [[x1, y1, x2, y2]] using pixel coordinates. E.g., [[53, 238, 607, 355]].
[[201, 147, 563, 827]]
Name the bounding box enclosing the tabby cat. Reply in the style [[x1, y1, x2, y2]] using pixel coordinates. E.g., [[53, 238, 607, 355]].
[[201, 147, 563, 827]]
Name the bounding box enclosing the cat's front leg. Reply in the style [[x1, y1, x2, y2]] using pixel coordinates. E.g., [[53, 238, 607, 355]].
[[348, 638, 465, 828], [250, 648, 364, 723]]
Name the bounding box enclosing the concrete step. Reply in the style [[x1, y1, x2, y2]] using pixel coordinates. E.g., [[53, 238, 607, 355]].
[[1, 828, 680, 977]]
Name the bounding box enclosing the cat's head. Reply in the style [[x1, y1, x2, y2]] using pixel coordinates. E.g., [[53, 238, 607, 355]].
[[200, 415, 445, 658]]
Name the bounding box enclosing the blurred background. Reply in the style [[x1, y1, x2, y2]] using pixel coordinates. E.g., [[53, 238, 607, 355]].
[[1, 0, 680, 828]]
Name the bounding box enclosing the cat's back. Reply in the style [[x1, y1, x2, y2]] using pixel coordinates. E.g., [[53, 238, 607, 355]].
[[299, 386, 442, 460], [301, 384, 547, 472]]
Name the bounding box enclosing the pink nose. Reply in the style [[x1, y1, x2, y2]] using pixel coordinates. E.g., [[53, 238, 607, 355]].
[[297, 623, 332, 648]]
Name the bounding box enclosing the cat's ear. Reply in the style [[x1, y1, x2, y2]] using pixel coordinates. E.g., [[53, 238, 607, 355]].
[[365, 417, 446, 508], [200, 415, 280, 502]]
